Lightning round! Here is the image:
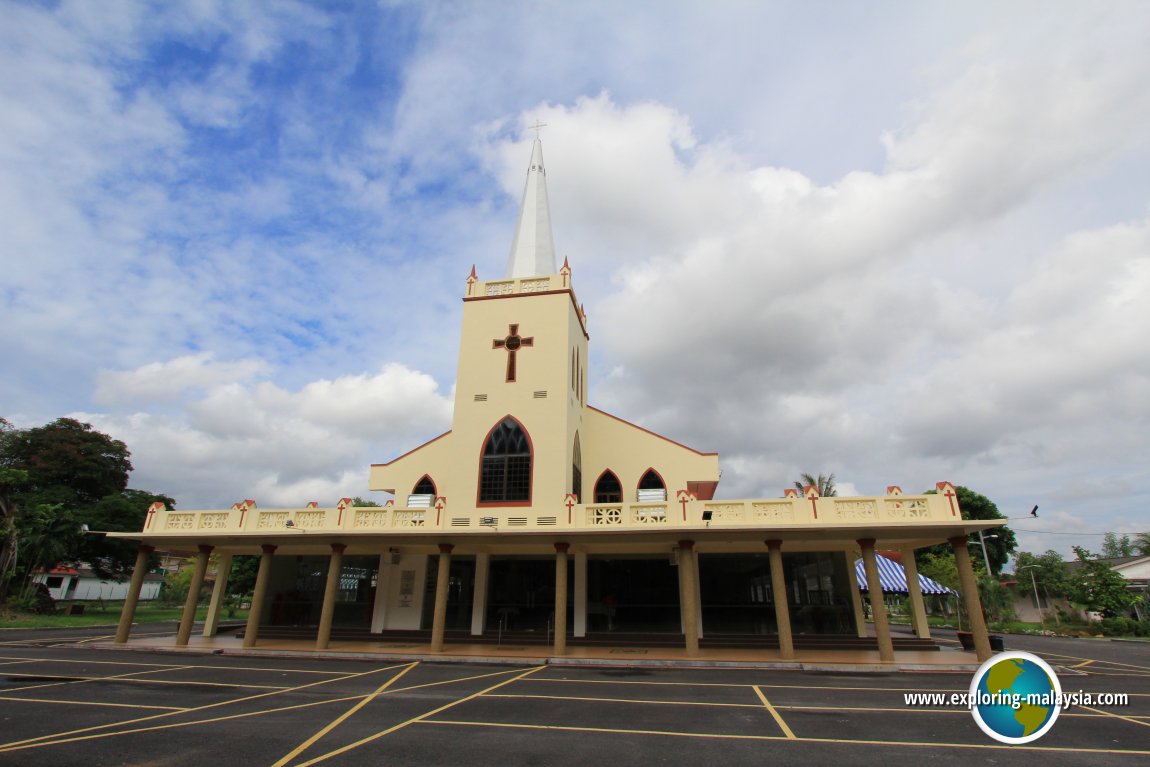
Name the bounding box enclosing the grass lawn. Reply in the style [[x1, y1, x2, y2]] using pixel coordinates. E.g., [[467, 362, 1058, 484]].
[[0, 602, 248, 628]]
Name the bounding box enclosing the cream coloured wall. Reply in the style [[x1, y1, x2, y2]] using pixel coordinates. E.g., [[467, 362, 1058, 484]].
[[582, 407, 719, 502]]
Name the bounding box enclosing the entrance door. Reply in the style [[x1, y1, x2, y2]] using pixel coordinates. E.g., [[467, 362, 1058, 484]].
[[699, 553, 777, 634], [486, 557, 568, 633], [587, 556, 680, 633], [419, 555, 476, 631]]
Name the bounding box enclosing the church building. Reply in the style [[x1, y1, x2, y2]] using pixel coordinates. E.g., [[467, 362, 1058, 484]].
[[111, 138, 1001, 663]]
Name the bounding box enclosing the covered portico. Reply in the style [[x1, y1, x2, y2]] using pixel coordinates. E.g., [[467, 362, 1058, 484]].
[[111, 499, 1002, 664]]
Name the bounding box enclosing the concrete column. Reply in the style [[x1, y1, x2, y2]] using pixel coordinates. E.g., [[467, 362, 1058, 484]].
[[573, 550, 587, 638], [859, 539, 894, 662], [951, 536, 993, 662], [678, 540, 699, 656], [470, 552, 490, 636], [694, 551, 704, 638], [901, 546, 931, 639], [243, 544, 277, 648], [316, 543, 346, 650], [844, 550, 868, 638], [553, 543, 570, 654], [176, 545, 213, 647], [766, 540, 794, 660], [203, 552, 233, 637], [114, 544, 154, 644], [430, 544, 453, 652], [370, 553, 391, 633]]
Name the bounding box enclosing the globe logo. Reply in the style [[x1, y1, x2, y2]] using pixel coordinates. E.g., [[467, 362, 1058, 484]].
[[969, 651, 1062, 744]]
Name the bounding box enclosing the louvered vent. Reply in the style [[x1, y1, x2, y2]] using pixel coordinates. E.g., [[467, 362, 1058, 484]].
[[533, 390, 547, 398], [474, 394, 488, 402]]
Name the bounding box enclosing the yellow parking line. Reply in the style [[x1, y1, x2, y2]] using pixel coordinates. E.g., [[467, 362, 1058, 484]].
[[420, 719, 1150, 755], [526, 677, 965, 694], [1079, 705, 1150, 729], [0, 654, 348, 675], [291, 665, 546, 767], [775, 705, 1128, 719], [0, 665, 197, 693], [753, 686, 796, 739], [271, 662, 419, 767], [0, 664, 534, 757], [0, 694, 188, 711], [488, 692, 762, 709], [1, 670, 288, 691], [0, 662, 409, 753], [1040, 652, 1150, 673]]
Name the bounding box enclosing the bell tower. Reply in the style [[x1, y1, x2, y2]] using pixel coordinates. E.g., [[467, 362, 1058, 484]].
[[451, 137, 589, 510]]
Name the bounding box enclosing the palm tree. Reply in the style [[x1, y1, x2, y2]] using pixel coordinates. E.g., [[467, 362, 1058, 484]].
[[794, 472, 837, 497], [1135, 532, 1150, 557]]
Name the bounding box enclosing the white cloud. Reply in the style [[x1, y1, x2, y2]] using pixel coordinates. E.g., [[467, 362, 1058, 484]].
[[81, 358, 452, 509], [3, 1, 1149, 559]]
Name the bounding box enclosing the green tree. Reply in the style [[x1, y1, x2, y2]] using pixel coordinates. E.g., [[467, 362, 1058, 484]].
[[1068, 547, 1138, 618], [1135, 532, 1150, 557], [794, 472, 836, 497], [917, 551, 962, 593], [6, 418, 132, 504], [351, 497, 382, 507], [1013, 550, 1071, 598], [77, 490, 175, 580], [1101, 532, 1135, 558], [1, 417, 172, 593], [919, 486, 1017, 575], [228, 555, 261, 596]]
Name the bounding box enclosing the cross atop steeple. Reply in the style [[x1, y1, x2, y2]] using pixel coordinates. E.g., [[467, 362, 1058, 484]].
[[505, 137, 557, 278]]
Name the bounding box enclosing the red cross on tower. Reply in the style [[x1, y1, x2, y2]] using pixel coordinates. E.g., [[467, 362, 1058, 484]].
[[492, 323, 534, 382]]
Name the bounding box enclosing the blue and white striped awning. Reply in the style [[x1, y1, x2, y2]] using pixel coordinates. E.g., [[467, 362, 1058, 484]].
[[854, 554, 955, 595]]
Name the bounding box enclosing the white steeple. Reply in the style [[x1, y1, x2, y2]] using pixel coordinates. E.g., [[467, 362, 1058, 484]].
[[505, 137, 557, 278]]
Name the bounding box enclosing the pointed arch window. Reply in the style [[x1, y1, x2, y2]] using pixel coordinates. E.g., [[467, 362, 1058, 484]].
[[479, 417, 532, 504], [637, 469, 667, 502], [572, 433, 582, 503], [408, 475, 436, 507], [594, 470, 622, 504]]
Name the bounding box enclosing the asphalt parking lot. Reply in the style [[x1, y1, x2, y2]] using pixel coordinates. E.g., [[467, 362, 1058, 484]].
[[0, 627, 1146, 765]]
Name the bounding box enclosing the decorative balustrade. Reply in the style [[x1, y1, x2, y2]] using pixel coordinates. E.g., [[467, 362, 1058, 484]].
[[143, 484, 960, 536], [473, 276, 554, 297]]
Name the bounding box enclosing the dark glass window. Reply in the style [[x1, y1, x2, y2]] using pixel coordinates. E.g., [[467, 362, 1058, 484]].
[[412, 475, 436, 496], [594, 471, 622, 503], [639, 469, 665, 491], [479, 418, 532, 503], [572, 434, 582, 503]]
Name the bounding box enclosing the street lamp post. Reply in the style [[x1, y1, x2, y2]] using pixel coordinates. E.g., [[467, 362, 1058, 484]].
[[1020, 564, 1045, 633], [973, 530, 999, 577]]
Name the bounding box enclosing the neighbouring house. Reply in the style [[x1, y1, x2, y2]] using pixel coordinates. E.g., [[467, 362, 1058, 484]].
[[33, 564, 164, 602]]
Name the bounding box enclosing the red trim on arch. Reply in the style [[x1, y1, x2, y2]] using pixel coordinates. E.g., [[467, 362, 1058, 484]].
[[412, 474, 437, 496], [637, 467, 667, 493], [476, 415, 534, 508], [592, 468, 622, 503]]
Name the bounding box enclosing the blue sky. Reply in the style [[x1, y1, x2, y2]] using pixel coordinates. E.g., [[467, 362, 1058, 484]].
[[2, 0, 1148, 559]]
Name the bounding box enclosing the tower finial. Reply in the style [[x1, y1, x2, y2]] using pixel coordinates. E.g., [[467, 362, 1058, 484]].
[[505, 135, 557, 278]]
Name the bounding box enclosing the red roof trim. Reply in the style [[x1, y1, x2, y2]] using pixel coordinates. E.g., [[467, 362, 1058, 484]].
[[463, 289, 589, 340], [588, 407, 718, 456], [372, 431, 452, 467]]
